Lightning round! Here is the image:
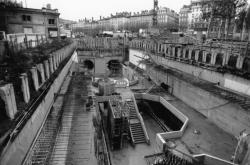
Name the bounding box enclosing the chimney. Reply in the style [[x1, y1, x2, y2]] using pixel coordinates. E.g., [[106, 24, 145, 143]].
[[100, 16, 102, 20]]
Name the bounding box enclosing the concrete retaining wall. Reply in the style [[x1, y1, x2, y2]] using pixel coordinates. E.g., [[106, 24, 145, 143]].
[[0, 51, 77, 165], [149, 65, 250, 137], [151, 54, 250, 97], [130, 49, 250, 137]]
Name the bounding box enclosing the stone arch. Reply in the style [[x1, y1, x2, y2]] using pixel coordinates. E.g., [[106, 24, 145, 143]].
[[107, 60, 121, 75], [242, 57, 250, 72], [228, 56, 238, 68], [160, 83, 169, 91], [84, 60, 94, 70], [198, 51, 203, 62], [215, 53, 223, 66], [191, 50, 196, 60], [185, 49, 189, 58], [206, 53, 211, 63]]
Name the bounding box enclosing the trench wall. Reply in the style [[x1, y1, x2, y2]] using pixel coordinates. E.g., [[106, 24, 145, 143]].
[[130, 49, 250, 138], [0, 51, 77, 165], [150, 54, 250, 97]]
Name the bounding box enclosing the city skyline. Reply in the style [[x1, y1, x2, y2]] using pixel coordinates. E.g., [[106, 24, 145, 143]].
[[24, 0, 190, 21]]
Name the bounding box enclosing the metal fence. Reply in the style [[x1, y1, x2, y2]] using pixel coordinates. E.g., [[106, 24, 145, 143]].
[[6, 33, 47, 52]]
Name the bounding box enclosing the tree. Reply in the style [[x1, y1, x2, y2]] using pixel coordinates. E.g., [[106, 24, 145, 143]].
[[201, 0, 248, 39]]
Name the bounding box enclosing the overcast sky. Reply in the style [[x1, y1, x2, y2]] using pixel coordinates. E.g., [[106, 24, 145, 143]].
[[23, 0, 190, 21]]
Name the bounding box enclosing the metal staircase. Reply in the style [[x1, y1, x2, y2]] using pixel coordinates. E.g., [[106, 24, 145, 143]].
[[126, 99, 148, 145]]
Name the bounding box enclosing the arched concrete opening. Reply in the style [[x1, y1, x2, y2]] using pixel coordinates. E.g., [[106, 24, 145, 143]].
[[191, 50, 196, 60], [198, 51, 203, 62], [160, 83, 169, 91], [84, 60, 94, 70], [228, 56, 238, 68], [242, 57, 250, 72], [185, 49, 189, 58], [215, 53, 223, 66], [107, 60, 122, 76], [174, 47, 178, 57], [206, 53, 211, 63]]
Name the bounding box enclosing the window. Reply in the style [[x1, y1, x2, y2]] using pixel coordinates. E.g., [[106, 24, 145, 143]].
[[22, 15, 31, 22], [48, 19, 55, 25]]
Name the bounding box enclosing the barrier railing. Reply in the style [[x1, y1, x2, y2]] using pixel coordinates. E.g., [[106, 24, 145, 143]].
[[131, 94, 150, 144]]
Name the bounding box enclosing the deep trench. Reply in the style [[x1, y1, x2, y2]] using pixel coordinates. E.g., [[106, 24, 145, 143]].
[[136, 100, 183, 131]]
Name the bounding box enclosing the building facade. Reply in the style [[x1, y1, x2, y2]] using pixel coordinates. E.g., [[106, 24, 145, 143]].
[[72, 7, 179, 34], [0, 3, 60, 38], [179, 5, 192, 32], [157, 7, 179, 28]]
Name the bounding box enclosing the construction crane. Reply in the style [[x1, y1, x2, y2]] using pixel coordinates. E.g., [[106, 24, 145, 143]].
[[152, 0, 159, 27]]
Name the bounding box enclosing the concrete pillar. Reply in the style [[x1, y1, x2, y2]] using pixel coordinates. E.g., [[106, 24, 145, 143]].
[[222, 53, 230, 66], [188, 49, 192, 59], [49, 56, 54, 74], [43, 60, 50, 79], [172, 47, 175, 57], [177, 48, 181, 59], [202, 51, 207, 63], [236, 56, 245, 69], [168, 46, 171, 56], [30, 67, 39, 91], [55, 54, 58, 67], [211, 52, 217, 65], [37, 63, 45, 83], [57, 53, 60, 66], [20, 73, 30, 103], [164, 45, 167, 54], [53, 55, 57, 70], [59, 53, 62, 63], [195, 50, 199, 61], [0, 83, 17, 119], [55, 54, 59, 67]]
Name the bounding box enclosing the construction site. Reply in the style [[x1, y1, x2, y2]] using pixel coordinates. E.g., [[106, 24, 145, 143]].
[[0, 35, 244, 165], [1, 0, 250, 165]]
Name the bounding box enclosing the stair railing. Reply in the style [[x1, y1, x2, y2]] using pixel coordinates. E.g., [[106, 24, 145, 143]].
[[131, 94, 150, 144]]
